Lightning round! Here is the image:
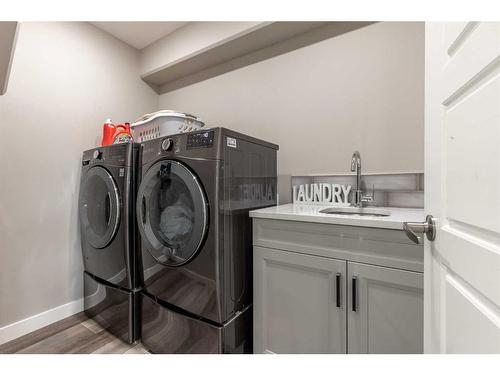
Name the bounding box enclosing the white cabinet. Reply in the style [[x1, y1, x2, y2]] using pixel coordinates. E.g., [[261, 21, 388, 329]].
[[254, 246, 346, 354], [252, 218, 424, 354], [347, 262, 423, 353]]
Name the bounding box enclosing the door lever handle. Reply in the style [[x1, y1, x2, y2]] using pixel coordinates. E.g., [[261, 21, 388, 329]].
[[403, 215, 436, 244]]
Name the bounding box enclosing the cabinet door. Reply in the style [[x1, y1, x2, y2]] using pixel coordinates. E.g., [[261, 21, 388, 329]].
[[254, 246, 346, 354], [347, 262, 423, 353]]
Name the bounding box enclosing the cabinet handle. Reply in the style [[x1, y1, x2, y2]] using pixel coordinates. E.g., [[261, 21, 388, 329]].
[[352, 276, 358, 312], [335, 273, 341, 308]]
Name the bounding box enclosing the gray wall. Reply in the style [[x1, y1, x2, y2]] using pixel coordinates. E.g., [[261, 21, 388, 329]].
[[158, 22, 424, 202], [0, 22, 158, 327]]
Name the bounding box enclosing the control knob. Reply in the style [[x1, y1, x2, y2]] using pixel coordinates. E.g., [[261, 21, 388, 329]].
[[161, 138, 174, 151]]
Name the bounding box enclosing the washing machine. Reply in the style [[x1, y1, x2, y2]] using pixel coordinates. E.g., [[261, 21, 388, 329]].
[[79, 143, 141, 343], [136, 128, 278, 353]]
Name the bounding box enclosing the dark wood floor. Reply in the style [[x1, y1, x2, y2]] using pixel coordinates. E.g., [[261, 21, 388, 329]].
[[0, 313, 149, 354]]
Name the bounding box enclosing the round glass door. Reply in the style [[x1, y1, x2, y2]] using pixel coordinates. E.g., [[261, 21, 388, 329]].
[[79, 166, 120, 249], [137, 160, 208, 267]]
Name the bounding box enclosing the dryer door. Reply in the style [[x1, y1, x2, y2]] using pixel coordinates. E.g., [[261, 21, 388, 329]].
[[137, 160, 209, 267], [79, 166, 120, 249]]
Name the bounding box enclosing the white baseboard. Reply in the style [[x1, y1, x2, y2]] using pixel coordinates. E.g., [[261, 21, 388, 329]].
[[0, 298, 84, 346]]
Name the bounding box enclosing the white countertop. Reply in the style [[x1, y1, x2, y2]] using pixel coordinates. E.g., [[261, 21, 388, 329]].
[[249, 203, 425, 230]]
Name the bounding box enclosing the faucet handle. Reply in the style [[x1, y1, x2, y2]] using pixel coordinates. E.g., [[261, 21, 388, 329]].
[[361, 184, 375, 203]]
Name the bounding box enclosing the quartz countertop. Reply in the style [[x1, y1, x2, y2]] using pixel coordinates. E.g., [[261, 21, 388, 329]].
[[249, 203, 425, 230]]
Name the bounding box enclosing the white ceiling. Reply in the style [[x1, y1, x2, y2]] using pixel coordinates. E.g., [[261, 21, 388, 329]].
[[90, 22, 188, 50]]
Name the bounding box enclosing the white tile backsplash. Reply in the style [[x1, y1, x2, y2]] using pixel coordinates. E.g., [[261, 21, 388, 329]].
[[291, 173, 424, 208], [386, 191, 424, 208]]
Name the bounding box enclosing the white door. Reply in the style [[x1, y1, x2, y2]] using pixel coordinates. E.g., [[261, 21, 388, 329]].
[[424, 22, 500, 353]]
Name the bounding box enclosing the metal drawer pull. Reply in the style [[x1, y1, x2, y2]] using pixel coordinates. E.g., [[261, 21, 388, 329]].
[[336, 273, 341, 308], [352, 276, 358, 312]]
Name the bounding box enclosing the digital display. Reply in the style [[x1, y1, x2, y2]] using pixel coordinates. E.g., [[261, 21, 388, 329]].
[[186, 131, 215, 149]]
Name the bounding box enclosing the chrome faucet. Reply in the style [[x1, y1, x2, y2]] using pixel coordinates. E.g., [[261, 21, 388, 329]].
[[350, 151, 374, 207]]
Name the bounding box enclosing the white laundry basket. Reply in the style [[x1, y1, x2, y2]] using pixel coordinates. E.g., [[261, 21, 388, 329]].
[[130, 110, 205, 143]]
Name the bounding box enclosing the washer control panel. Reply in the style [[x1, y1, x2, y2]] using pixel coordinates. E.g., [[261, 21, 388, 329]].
[[187, 130, 214, 149]]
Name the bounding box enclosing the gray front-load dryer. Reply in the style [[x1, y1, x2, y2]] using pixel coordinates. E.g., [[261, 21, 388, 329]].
[[136, 128, 278, 353]]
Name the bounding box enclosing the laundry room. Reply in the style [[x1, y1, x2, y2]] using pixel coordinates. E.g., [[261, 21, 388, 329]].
[[1, 1, 500, 372]]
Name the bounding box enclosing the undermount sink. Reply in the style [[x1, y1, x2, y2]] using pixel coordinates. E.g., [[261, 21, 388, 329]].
[[319, 206, 391, 217]]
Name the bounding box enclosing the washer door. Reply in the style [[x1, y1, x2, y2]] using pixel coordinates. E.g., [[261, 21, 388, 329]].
[[79, 166, 120, 249], [137, 160, 208, 267]]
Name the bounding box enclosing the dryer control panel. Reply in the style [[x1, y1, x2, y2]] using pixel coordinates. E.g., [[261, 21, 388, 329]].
[[187, 130, 214, 149]]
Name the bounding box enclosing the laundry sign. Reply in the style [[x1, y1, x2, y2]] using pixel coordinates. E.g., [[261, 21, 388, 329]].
[[293, 183, 352, 205]]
